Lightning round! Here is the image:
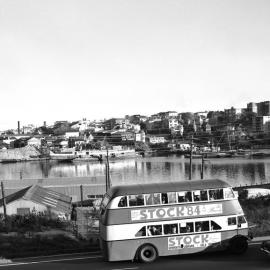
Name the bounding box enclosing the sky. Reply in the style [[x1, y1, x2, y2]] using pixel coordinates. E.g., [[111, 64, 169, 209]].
[[0, 0, 270, 130]]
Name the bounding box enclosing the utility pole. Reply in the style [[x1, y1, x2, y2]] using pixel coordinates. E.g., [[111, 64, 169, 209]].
[[200, 154, 204, 179], [1, 182, 7, 228], [189, 135, 193, 180], [80, 185, 83, 207], [105, 148, 111, 192]]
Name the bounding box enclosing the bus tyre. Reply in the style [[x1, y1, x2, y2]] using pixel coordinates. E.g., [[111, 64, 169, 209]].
[[229, 237, 248, 254], [138, 244, 158, 263]]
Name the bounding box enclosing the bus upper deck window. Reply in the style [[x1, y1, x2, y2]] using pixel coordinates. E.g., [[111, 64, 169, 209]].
[[168, 192, 177, 204], [224, 188, 235, 199], [145, 193, 161, 205], [129, 194, 144, 207], [193, 190, 208, 201], [209, 189, 224, 200], [161, 193, 168, 204], [200, 190, 208, 201], [178, 191, 192, 203], [193, 191, 201, 201], [118, 196, 127, 207]]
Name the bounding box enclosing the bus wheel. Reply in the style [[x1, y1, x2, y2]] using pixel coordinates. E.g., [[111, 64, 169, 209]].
[[138, 244, 158, 263], [229, 237, 248, 254]]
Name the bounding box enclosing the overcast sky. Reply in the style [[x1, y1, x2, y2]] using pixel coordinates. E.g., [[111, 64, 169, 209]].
[[1, 0, 270, 130]]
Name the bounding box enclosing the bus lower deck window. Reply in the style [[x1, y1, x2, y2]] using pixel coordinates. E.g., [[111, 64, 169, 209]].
[[180, 222, 194, 233], [211, 221, 222, 230], [195, 221, 209, 232], [164, 224, 178, 235], [228, 217, 237, 226], [135, 226, 146, 237], [147, 225, 162, 236], [238, 215, 247, 224]]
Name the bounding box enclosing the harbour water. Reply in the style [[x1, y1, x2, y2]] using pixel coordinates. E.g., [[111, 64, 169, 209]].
[[1, 155, 270, 188]]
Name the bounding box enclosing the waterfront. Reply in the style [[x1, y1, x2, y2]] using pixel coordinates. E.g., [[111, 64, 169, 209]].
[[1, 155, 270, 188]]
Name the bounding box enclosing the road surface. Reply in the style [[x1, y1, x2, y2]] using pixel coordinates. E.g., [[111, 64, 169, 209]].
[[0, 243, 269, 270]]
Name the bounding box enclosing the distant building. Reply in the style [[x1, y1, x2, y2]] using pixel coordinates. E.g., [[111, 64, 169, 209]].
[[224, 107, 242, 122], [27, 137, 42, 147], [253, 116, 270, 134], [104, 118, 129, 130], [135, 131, 146, 142], [157, 111, 178, 119], [257, 101, 270, 116], [147, 136, 166, 144], [162, 118, 179, 129], [127, 115, 148, 124], [65, 131, 80, 139], [247, 102, 257, 113]]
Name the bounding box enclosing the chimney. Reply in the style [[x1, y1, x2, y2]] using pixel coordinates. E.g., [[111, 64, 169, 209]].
[[44, 121, 46, 127], [17, 121, 20, 134]]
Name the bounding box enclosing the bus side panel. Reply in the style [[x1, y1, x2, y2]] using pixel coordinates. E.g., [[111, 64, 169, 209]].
[[105, 200, 244, 225], [102, 230, 243, 262]]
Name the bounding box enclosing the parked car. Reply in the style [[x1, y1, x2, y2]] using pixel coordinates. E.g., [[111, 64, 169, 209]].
[[261, 241, 270, 255]]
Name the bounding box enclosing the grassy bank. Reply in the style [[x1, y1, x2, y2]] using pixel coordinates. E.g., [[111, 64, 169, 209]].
[[0, 213, 99, 259], [0, 233, 98, 259], [239, 193, 270, 237]]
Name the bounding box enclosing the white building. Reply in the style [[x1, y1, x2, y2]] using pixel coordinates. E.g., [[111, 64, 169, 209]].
[[65, 131, 80, 139], [0, 185, 71, 216], [148, 136, 166, 144], [27, 137, 42, 147]]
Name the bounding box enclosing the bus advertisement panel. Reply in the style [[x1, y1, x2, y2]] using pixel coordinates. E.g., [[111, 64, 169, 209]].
[[168, 232, 221, 250], [131, 203, 222, 221]]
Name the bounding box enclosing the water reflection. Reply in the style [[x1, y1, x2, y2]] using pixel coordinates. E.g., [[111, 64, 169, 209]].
[[0, 156, 270, 187]]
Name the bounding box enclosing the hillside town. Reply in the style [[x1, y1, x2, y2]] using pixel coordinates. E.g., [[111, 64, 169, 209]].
[[1, 100, 270, 162]]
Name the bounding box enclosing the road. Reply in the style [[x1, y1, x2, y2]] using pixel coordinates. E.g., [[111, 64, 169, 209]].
[[0, 243, 269, 270]]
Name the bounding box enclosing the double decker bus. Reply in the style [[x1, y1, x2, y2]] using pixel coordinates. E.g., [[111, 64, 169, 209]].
[[99, 179, 250, 263]]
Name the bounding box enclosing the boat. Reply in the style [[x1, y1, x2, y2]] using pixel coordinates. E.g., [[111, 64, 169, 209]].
[[184, 154, 203, 159], [49, 151, 76, 162], [73, 155, 102, 162]]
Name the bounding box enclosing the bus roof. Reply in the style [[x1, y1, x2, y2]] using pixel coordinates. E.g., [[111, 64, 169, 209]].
[[107, 179, 231, 198]]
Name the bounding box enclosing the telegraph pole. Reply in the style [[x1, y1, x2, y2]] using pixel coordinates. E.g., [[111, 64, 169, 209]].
[[189, 135, 193, 180], [105, 148, 111, 192], [200, 154, 204, 179], [80, 185, 83, 207], [1, 182, 7, 228]]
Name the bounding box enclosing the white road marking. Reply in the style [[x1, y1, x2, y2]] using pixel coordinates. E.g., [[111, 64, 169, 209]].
[[0, 255, 102, 267], [111, 268, 139, 270], [11, 251, 100, 260], [249, 242, 261, 246]]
